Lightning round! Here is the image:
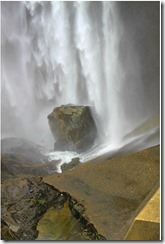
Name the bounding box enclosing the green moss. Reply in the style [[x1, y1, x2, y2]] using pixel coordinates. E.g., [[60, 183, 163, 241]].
[[33, 199, 47, 205]]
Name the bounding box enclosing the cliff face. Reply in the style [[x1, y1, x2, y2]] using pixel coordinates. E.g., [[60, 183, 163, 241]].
[[48, 105, 98, 152]]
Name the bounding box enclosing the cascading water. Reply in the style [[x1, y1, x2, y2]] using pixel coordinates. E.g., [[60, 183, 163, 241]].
[[1, 2, 160, 161]]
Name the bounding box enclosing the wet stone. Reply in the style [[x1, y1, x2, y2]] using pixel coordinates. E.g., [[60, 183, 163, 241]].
[[47, 105, 98, 153]]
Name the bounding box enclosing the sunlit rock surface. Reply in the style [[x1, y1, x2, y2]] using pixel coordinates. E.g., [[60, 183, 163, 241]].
[[124, 187, 160, 240], [44, 145, 160, 240], [48, 105, 97, 152]]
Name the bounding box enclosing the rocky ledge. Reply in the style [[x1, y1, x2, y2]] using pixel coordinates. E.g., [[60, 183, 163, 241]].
[[44, 145, 160, 240], [1, 137, 160, 240], [1, 176, 105, 240]]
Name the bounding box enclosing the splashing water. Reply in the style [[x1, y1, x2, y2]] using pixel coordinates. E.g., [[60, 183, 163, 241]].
[[1, 2, 159, 158], [46, 150, 80, 173]]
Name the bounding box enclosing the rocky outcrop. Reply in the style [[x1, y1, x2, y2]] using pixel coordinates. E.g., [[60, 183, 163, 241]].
[[44, 145, 160, 240], [1, 176, 105, 241], [61, 157, 81, 172], [1, 137, 48, 164], [47, 105, 97, 152], [1, 154, 60, 182], [1, 176, 61, 240], [1, 138, 60, 182]]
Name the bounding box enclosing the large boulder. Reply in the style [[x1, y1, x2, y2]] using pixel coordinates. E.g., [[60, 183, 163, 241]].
[[47, 105, 98, 152]]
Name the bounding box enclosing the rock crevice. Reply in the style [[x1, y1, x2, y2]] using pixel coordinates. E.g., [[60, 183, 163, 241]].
[[1, 175, 105, 240]]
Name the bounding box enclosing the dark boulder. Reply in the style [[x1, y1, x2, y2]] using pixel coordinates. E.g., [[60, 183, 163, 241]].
[[47, 105, 97, 152]]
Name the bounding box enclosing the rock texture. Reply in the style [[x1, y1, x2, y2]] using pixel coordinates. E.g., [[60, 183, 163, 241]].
[[1, 176, 105, 241], [1, 154, 60, 182], [47, 105, 97, 152], [61, 157, 81, 172], [44, 145, 160, 240], [1, 176, 60, 240]]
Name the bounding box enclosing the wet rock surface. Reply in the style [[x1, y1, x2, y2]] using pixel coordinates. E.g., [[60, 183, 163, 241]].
[[37, 200, 105, 241], [1, 154, 60, 182], [44, 145, 160, 240], [1, 137, 48, 163], [1, 137, 60, 182], [1, 175, 105, 240], [48, 105, 97, 152], [1, 136, 160, 240], [61, 157, 81, 172], [1, 176, 60, 240]]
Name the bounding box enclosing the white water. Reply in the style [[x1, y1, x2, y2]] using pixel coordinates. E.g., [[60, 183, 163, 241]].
[[46, 150, 80, 173], [1, 2, 159, 159]]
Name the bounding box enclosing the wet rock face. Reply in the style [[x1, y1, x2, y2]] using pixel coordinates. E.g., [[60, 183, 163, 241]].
[[1, 176, 60, 240], [1, 153, 60, 182], [1, 175, 105, 241], [1, 137, 60, 182], [48, 105, 98, 152], [1, 137, 48, 163]]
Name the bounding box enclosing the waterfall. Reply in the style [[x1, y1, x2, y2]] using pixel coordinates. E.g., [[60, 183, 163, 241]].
[[1, 2, 159, 154]]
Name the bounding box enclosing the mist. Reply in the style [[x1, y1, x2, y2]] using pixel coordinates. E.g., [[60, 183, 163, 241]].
[[1, 1, 160, 154]]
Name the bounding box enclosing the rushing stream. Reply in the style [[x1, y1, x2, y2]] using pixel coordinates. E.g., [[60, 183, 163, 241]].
[[1, 2, 160, 161]]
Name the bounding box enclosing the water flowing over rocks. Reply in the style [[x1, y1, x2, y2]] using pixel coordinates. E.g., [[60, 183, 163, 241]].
[[48, 105, 98, 153]]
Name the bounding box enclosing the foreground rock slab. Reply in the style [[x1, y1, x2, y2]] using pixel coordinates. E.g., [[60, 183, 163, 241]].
[[44, 145, 160, 240], [48, 105, 97, 152], [1, 175, 105, 241]]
